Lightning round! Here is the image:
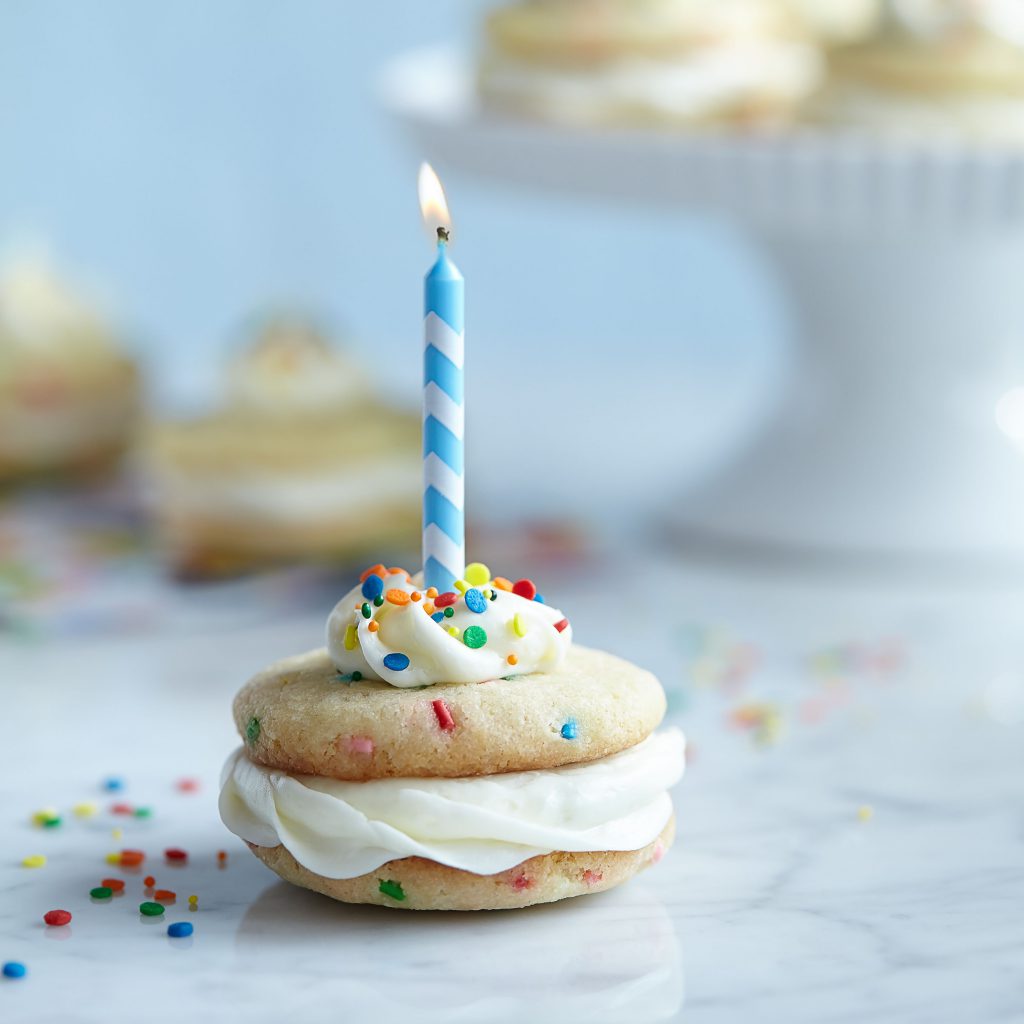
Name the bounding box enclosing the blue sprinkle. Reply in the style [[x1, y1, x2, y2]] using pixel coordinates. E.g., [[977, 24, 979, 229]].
[[361, 574, 385, 600], [464, 588, 487, 614], [431, 611, 445, 623], [560, 719, 577, 740], [2, 962, 26, 979], [167, 922, 193, 938], [383, 652, 410, 672], [534, 594, 545, 604], [102, 777, 124, 792]]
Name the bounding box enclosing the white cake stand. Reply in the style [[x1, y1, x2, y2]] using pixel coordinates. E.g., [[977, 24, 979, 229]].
[[382, 48, 1024, 567]]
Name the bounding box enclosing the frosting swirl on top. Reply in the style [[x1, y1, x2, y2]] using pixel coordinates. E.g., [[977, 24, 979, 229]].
[[326, 563, 572, 688]]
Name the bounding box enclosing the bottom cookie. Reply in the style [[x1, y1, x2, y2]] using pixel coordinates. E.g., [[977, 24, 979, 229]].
[[247, 817, 675, 912]]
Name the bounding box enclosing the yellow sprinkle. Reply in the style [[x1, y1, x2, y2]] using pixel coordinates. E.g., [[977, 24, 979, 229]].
[[447, 626, 460, 638], [463, 562, 490, 587], [512, 613, 528, 638], [112, 828, 123, 840], [857, 805, 874, 822], [453, 579, 468, 593], [73, 802, 98, 818], [32, 807, 59, 826], [105, 852, 121, 865], [188, 895, 198, 907], [22, 854, 46, 868], [344, 623, 358, 651]]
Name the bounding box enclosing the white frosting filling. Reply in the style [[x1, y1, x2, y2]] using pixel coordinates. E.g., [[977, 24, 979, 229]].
[[219, 728, 684, 878], [327, 568, 573, 688], [482, 42, 822, 120], [154, 459, 419, 525]]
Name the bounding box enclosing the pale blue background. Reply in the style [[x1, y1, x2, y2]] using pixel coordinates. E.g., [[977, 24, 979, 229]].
[[0, 0, 788, 521]]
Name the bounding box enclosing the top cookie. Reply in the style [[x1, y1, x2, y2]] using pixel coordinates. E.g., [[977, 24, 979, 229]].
[[233, 644, 666, 780]]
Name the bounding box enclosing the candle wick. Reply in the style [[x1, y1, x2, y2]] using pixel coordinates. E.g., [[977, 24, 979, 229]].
[[436, 226, 450, 244]]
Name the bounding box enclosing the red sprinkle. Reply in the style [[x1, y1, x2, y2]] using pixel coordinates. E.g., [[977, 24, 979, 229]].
[[216, 850, 228, 865], [512, 579, 537, 600], [553, 618, 569, 633], [511, 874, 532, 891], [432, 699, 455, 732], [102, 878, 125, 893], [154, 889, 176, 902], [43, 909, 72, 926], [164, 848, 188, 863], [433, 591, 459, 608], [110, 803, 134, 815], [144, 875, 155, 887], [175, 778, 200, 793], [583, 870, 603, 886]]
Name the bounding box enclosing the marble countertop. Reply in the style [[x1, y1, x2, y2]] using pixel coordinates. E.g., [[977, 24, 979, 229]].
[[1, 520, 1022, 1023]]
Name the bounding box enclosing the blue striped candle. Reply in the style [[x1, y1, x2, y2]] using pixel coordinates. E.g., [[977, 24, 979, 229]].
[[422, 225, 465, 594]]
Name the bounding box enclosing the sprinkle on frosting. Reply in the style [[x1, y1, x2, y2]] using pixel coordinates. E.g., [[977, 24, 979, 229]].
[[326, 564, 573, 688]]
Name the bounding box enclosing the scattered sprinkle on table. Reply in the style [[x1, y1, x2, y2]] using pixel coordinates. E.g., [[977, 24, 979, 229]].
[[2, 962, 26, 980], [102, 778, 124, 792], [120, 849, 145, 867], [175, 778, 200, 793], [139, 902, 164, 917], [90, 886, 113, 900], [73, 802, 97, 818], [216, 851, 228, 866], [144, 875, 155, 887], [858, 805, 874, 822], [22, 855, 46, 869], [43, 910, 72, 927], [101, 878, 125, 893], [164, 848, 188, 863], [154, 890, 176, 902], [167, 921, 193, 938]]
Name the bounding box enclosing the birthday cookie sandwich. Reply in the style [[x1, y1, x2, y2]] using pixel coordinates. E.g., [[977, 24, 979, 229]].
[[0, 257, 140, 483], [219, 562, 685, 910], [218, 167, 684, 911], [145, 315, 420, 577], [477, 0, 823, 129]]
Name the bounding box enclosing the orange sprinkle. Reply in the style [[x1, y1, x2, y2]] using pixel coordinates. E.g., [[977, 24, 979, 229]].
[[368, 621, 379, 633], [143, 875, 155, 887], [425, 587, 438, 599], [423, 602, 435, 616], [507, 654, 518, 666], [410, 591, 422, 602], [217, 850, 227, 864], [387, 567, 408, 578], [385, 589, 411, 606], [154, 889, 176, 902], [493, 577, 513, 592], [359, 563, 386, 582], [120, 850, 145, 867], [101, 878, 125, 893]]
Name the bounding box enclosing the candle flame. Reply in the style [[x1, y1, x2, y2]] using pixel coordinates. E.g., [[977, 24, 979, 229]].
[[418, 163, 452, 240]]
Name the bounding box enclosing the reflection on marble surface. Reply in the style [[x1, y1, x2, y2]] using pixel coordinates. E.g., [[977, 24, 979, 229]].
[[2, 542, 1023, 1023], [238, 883, 682, 1022]]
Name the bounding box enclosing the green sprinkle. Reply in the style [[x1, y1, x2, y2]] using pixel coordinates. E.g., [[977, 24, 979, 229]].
[[42, 816, 62, 829], [246, 717, 261, 744], [373, 596, 384, 607], [133, 807, 152, 819], [90, 886, 113, 900], [443, 607, 454, 619], [139, 901, 165, 917], [335, 670, 364, 685], [361, 603, 372, 619], [463, 625, 487, 649], [352, 670, 362, 681], [378, 879, 405, 901]]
